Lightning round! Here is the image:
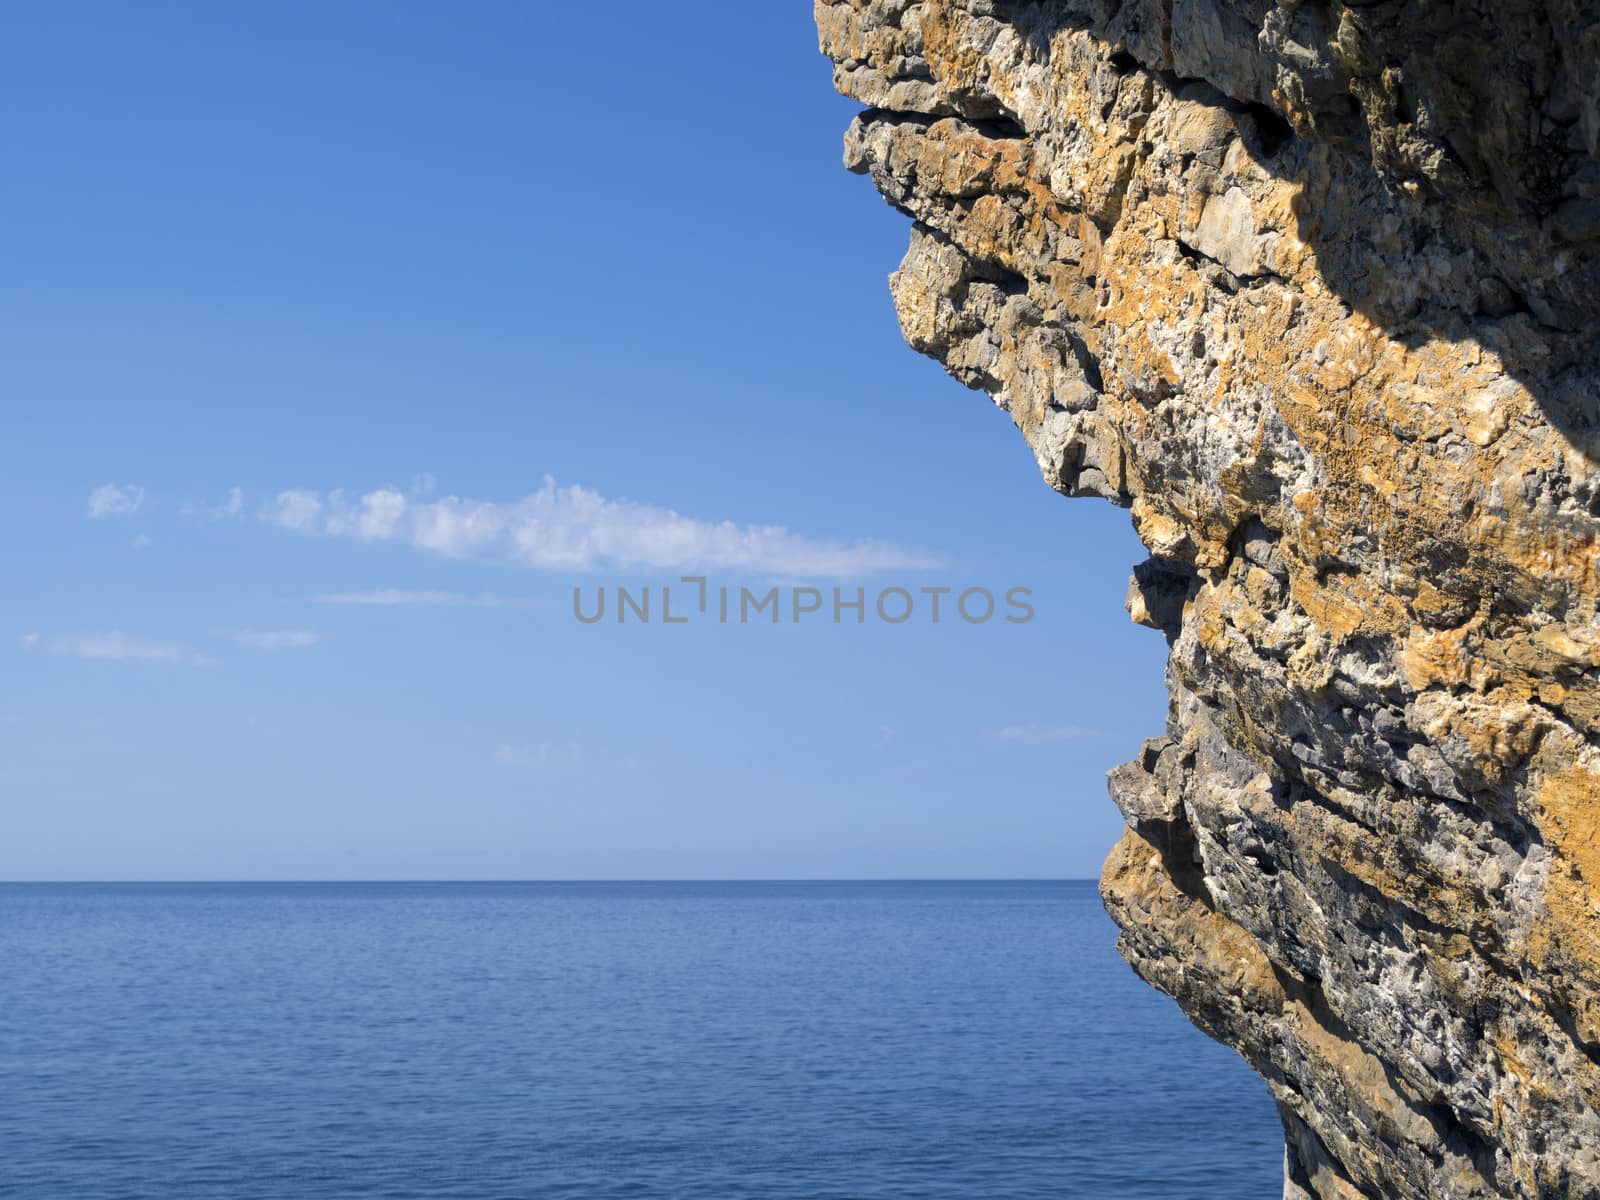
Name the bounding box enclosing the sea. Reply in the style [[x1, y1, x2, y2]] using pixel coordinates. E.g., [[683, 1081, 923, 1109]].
[[0, 881, 1283, 1198]]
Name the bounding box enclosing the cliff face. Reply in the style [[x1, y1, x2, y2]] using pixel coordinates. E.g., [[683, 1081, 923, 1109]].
[[816, 2, 1600, 1195]]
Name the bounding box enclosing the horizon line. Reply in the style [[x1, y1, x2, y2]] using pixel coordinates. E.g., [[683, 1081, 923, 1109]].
[[0, 876, 1098, 886]]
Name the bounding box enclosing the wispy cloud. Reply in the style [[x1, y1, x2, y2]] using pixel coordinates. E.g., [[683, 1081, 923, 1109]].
[[41, 631, 212, 666], [233, 630, 319, 650], [87, 483, 145, 518], [181, 487, 246, 521], [314, 589, 513, 608], [263, 477, 943, 577], [994, 723, 1102, 745]]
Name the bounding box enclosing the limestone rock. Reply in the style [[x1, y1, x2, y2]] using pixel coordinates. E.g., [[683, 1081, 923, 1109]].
[[817, 2, 1600, 1196]]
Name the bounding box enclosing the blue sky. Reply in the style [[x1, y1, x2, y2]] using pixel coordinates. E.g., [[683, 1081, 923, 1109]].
[[1, 3, 1166, 880]]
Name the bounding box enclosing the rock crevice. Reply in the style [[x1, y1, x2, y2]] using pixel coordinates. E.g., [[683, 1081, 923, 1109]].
[[818, 2, 1600, 1195]]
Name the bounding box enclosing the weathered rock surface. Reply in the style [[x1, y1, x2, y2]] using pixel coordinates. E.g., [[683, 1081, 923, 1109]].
[[817, 2, 1600, 1195]]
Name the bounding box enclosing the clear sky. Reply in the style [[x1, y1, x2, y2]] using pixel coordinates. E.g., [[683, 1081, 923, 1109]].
[[1, 2, 1167, 880]]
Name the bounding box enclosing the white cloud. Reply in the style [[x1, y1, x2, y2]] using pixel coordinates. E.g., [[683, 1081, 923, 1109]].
[[20, 633, 40, 649], [88, 483, 145, 518], [995, 723, 1102, 745], [314, 589, 512, 607], [361, 489, 407, 539], [323, 488, 408, 540], [265, 477, 943, 577], [132, 533, 152, 550], [269, 489, 324, 531], [233, 630, 319, 650], [221, 487, 243, 518], [44, 631, 211, 666]]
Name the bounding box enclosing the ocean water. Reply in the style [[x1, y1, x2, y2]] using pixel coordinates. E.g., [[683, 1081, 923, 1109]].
[[0, 881, 1283, 1198]]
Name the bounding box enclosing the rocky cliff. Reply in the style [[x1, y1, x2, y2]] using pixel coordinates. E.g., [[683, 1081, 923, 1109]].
[[816, 2, 1600, 1195]]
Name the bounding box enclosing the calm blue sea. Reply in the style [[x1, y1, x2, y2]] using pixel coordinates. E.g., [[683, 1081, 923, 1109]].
[[0, 881, 1282, 1198]]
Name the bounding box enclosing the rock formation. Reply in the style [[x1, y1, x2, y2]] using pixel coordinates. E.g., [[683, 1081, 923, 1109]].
[[816, 2, 1600, 1195]]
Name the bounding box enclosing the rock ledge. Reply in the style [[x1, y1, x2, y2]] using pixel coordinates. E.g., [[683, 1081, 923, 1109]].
[[818, 2, 1600, 1196]]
